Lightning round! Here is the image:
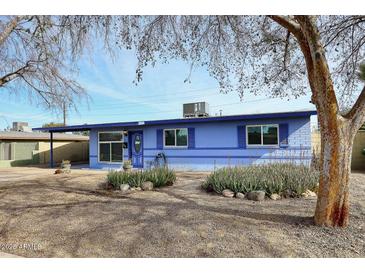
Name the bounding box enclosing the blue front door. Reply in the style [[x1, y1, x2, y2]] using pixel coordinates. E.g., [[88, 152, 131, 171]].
[[130, 131, 143, 168]]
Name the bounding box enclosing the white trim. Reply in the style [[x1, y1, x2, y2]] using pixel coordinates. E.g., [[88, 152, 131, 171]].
[[98, 131, 124, 163], [163, 128, 188, 148], [246, 124, 279, 147]]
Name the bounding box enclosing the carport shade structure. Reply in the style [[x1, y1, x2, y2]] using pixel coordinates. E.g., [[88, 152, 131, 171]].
[[42, 127, 93, 168], [35, 121, 141, 168]]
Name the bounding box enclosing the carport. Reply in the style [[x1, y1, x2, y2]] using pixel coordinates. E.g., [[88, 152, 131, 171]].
[[33, 121, 140, 167], [33, 124, 92, 168]]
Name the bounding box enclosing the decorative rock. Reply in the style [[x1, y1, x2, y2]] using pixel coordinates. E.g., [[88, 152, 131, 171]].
[[246, 191, 265, 201], [120, 184, 130, 193], [54, 169, 63, 174], [136, 187, 142, 191], [141, 181, 154, 191], [270, 193, 281, 200], [301, 189, 317, 198], [235, 192, 245, 199], [222, 189, 234, 198]]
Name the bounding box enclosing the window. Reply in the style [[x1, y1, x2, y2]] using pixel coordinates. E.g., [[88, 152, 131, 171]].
[[246, 125, 279, 146], [164, 128, 188, 147], [98, 132, 123, 162], [134, 135, 141, 153]]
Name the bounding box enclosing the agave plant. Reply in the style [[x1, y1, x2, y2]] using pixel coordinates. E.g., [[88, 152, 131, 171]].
[[203, 163, 319, 197], [107, 167, 176, 189]]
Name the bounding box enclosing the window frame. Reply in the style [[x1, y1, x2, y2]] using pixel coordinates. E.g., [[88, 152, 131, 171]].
[[246, 124, 279, 147], [163, 128, 188, 148], [98, 131, 124, 163]]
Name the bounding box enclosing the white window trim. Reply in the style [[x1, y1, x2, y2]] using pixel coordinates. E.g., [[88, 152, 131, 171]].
[[163, 128, 188, 148], [246, 124, 280, 147], [98, 131, 124, 163]]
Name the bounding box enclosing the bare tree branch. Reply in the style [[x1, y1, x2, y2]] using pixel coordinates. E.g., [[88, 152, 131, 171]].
[[343, 85, 365, 129], [0, 16, 26, 46], [268, 15, 300, 36], [0, 15, 114, 112], [0, 63, 32, 86], [283, 30, 291, 70]]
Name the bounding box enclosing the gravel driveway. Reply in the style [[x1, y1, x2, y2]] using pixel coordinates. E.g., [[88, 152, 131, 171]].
[[0, 167, 364, 258]]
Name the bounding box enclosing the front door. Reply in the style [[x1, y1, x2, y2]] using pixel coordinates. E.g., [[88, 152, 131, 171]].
[[130, 131, 143, 168]]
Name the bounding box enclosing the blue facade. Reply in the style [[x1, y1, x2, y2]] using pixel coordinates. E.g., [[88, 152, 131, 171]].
[[86, 114, 313, 171]]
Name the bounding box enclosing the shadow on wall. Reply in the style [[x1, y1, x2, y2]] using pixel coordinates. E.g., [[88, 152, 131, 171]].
[[37, 141, 89, 165], [0, 141, 89, 167], [312, 130, 365, 171]]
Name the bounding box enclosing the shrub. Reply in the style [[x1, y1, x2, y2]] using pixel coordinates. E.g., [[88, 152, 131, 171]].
[[106, 167, 176, 189], [203, 163, 319, 197], [145, 167, 176, 187], [128, 170, 148, 187], [107, 170, 130, 189]]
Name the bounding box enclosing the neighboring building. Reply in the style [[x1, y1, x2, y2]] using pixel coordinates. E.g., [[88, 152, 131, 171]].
[[12, 121, 32, 132], [0, 131, 89, 167], [33, 110, 316, 171]]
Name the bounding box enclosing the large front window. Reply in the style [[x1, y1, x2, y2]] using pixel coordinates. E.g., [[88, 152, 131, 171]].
[[164, 128, 188, 147], [247, 125, 279, 146], [98, 132, 123, 162]]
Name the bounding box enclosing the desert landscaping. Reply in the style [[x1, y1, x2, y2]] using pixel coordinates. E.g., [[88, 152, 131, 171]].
[[0, 167, 364, 258]]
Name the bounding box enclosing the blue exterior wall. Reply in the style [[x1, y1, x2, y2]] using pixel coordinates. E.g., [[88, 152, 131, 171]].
[[89, 116, 311, 170]]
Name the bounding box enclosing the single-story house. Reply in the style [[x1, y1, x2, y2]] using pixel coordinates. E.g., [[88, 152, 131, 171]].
[[33, 110, 316, 171], [0, 131, 89, 167]]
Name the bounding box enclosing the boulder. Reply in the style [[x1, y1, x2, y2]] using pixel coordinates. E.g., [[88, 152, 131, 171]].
[[120, 184, 130, 193], [246, 191, 265, 201], [301, 189, 317, 198], [54, 169, 63, 174], [222, 189, 234, 198], [141, 181, 154, 191], [235, 192, 245, 199], [270, 193, 281, 200]]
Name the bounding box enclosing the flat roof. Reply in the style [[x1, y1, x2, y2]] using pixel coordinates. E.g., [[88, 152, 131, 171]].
[[0, 131, 89, 141], [33, 110, 317, 133]]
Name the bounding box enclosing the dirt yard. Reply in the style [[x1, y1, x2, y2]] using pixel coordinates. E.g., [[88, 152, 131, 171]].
[[0, 167, 364, 258]]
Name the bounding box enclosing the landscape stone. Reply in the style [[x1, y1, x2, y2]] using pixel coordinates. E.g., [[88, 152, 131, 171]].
[[141, 181, 154, 191], [120, 184, 130, 193], [222, 189, 234, 198], [246, 191, 265, 201], [235, 192, 245, 199], [270, 193, 281, 200]]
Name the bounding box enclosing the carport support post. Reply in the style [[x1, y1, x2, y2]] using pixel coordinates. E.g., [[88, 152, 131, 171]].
[[50, 131, 54, 168]]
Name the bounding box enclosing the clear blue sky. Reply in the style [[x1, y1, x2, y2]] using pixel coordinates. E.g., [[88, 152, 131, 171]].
[[0, 46, 316, 130]]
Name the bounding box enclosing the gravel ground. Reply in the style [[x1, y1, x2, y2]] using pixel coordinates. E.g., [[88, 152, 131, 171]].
[[0, 167, 364, 258]]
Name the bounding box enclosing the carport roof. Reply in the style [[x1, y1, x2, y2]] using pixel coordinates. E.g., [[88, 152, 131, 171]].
[[32, 109, 317, 133], [0, 131, 89, 141]]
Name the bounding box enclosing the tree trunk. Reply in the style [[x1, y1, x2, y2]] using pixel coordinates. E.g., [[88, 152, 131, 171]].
[[270, 15, 365, 227], [314, 115, 355, 227]]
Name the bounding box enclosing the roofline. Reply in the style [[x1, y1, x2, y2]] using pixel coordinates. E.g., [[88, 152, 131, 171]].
[[0, 136, 88, 141], [32, 110, 317, 132]]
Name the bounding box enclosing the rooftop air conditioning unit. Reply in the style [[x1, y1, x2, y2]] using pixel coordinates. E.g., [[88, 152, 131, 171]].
[[183, 102, 209, 118]]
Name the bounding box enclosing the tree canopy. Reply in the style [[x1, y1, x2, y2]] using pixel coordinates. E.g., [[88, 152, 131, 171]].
[[0, 15, 112, 112], [113, 16, 365, 109]]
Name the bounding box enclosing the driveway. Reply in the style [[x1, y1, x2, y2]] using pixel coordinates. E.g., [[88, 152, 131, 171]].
[[0, 167, 364, 258]]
